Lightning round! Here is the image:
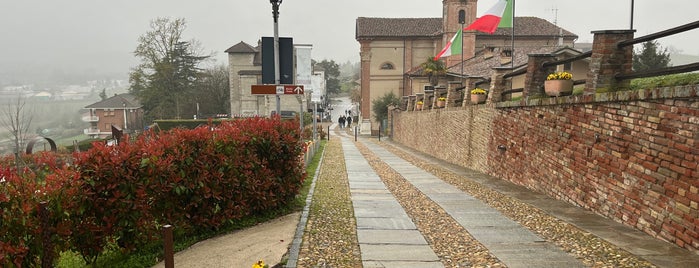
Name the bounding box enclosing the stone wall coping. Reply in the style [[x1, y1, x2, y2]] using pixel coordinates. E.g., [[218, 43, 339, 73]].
[[590, 29, 637, 34], [495, 84, 699, 109]]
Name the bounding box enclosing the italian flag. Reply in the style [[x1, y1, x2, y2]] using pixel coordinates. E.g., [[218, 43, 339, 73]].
[[465, 0, 513, 34], [433, 28, 462, 61]]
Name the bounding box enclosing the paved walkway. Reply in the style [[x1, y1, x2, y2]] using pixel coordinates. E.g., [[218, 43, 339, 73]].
[[341, 134, 583, 267], [342, 137, 442, 267], [318, 129, 699, 268]]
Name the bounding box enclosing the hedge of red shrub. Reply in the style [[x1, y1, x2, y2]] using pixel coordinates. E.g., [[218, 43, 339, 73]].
[[0, 117, 306, 266]]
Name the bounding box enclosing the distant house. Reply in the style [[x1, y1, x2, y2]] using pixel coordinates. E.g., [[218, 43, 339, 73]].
[[83, 94, 144, 138]]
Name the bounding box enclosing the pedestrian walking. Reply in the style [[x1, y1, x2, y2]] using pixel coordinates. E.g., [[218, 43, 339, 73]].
[[338, 115, 345, 128], [347, 116, 352, 127]]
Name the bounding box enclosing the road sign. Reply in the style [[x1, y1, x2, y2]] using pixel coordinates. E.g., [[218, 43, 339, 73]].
[[251, 85, 304, 95], [284, 85, 304, 94]]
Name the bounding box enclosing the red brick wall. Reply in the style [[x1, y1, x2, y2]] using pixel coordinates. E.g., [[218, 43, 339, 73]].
[[393, 85, 699, 252]]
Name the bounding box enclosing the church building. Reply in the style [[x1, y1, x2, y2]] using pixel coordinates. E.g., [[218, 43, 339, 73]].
[[355, 0, 579, 134]]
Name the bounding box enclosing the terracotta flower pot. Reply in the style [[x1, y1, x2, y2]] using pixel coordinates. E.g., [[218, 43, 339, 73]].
[[471, 94, 486, 104], [416, 103, 423, 110], [544, 80, 573, 97], [437, 100, 446, 108]]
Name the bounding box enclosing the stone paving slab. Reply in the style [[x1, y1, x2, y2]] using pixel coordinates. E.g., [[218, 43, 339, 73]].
[[348, 181, 388, 189], [360, 244, 441, 262], [355, 217, 417, 230], [357, 229, 429, 245], [349, 189, 392, 195], [363, 260, 444, 268], [351, 193, 395, 201], [466, 226, 545, 243]]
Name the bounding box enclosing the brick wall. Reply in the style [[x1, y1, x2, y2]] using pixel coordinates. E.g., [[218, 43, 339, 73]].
[[393, 85, 699, 252]]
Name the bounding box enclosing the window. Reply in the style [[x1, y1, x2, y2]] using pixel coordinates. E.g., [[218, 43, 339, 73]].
[[380, 62, 395, 70], [564, 62, 572, 71]]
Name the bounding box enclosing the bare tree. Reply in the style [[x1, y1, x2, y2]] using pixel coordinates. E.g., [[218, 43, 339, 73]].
[[1, 93, 34, 170]]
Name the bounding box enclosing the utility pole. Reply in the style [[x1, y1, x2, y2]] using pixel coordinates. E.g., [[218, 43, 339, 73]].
[[269, 0, 283, 115], [630, 0, 635, 29]]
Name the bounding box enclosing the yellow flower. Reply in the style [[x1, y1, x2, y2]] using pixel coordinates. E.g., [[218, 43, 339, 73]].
[[546, 71, 572, 80], [252, 260, 268, 268], [438, 97, 446, 101], [416, 101, 424, 105], [470, 88, 487, 94]]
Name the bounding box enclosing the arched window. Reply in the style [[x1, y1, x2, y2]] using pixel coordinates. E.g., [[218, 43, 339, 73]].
[[380, 62, 395, 70]]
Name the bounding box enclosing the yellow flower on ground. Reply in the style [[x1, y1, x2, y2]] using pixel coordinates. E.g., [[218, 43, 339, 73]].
[[252, 260, 269, 268]]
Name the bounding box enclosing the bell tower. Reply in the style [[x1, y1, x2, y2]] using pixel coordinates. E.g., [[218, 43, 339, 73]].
[[442, 0, 477, 65]]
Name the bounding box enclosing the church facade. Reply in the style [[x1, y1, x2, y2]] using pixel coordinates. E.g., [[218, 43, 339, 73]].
[[356, 0, 578, 134]]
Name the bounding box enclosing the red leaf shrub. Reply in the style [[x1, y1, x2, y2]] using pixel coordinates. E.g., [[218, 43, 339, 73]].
[[0, 153, 81, 267], [1, 117, 306, 265], [69, 117, 306, 261]]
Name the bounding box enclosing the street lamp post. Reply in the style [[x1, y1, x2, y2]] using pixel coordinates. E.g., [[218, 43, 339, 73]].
[[269, 0, 283, 115]]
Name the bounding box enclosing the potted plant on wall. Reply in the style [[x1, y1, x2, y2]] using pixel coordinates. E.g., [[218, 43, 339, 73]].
[[544, 71, 573, 97], [416, 100, 424, 110], [470, 88, 487, 104], [436, 97, 446, 108]]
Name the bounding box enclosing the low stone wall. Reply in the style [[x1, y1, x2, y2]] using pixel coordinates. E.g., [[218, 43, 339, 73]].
[[392, 85, 699, 253]]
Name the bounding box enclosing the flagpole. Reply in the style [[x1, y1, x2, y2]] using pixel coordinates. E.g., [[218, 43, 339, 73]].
[[459, 10, 465, 90], [511, 0, 515, 69]]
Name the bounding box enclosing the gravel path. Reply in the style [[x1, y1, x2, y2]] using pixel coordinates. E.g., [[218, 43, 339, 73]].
[[296, 137, 362, 267]]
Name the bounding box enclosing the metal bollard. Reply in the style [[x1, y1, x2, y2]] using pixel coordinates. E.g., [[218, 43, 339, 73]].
[[39, 201, 53, 268], [163, 225, 174, 268]]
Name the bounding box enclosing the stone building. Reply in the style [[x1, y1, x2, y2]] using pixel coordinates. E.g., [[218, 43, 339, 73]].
[[355, 0, 578, 134], [225, 41, 303, 118]]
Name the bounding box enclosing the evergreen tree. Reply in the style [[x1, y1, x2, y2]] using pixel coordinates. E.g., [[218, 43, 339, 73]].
[[633, 41, 671, 71], [371, 91, 401, 123], [129, 17, 210, 120], [313, 59, 341, 94]]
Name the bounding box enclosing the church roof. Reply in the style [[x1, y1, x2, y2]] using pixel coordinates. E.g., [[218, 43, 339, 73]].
[[356, 17, 443, 39], [225, 41, 258, 53], [406, 46, 585, 79], [356, 16, 577, 40], [482, 17, 577, 38]]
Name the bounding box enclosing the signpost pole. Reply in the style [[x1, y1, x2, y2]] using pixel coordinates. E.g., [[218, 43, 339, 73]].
[[270, 0, 282, 115], [312, 102, 317, 141]]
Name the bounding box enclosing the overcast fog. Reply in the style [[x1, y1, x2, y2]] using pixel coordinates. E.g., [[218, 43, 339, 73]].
[[1, 0, 697, 81]]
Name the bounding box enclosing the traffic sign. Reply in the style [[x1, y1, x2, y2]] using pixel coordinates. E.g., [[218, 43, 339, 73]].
[[251, 85, 304, 95]]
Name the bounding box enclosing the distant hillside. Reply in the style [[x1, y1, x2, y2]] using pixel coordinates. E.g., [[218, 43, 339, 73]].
[[670, 53, 699, 66]]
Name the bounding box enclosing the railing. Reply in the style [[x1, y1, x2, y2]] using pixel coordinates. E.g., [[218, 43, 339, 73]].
[[404, 20, 699, 110], [84, 128, 100, 135], [495, 20, 699, 100], [82, 115, 99, 122], [615, 21, 699, 80]]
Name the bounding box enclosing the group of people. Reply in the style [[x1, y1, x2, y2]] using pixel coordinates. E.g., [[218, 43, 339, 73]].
[[338, 110, 353, 128]]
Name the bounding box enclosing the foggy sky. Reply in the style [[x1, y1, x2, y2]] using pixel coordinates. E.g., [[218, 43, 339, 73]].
[[1, 0, 697, 80]]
